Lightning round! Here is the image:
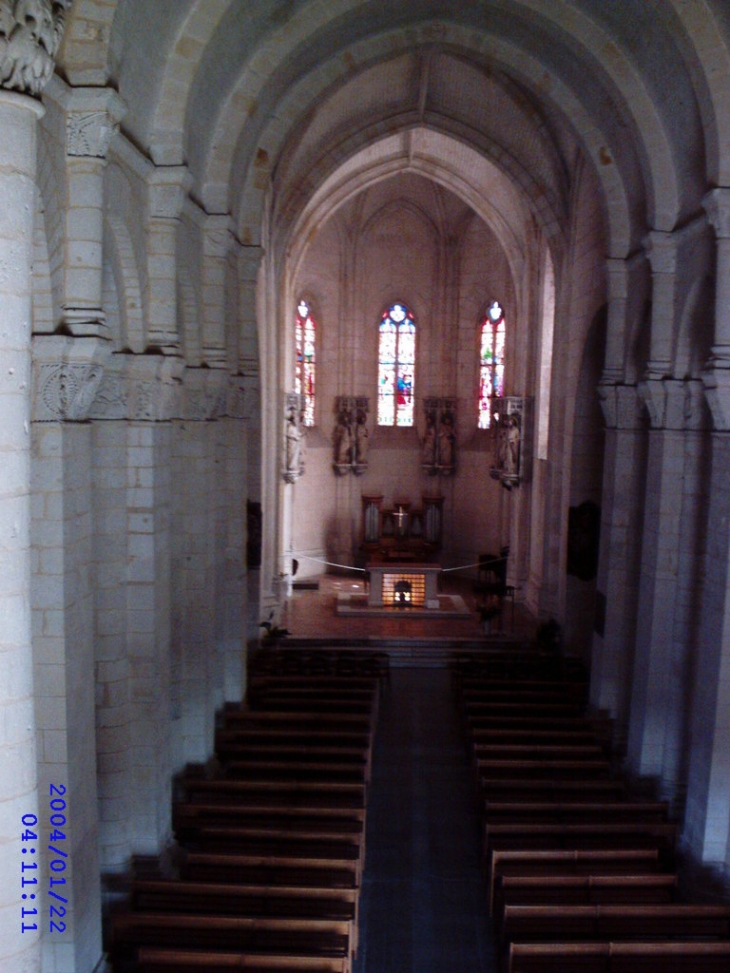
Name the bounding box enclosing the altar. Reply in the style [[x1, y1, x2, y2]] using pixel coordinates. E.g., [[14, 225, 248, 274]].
[[367, 562, 441, 609]]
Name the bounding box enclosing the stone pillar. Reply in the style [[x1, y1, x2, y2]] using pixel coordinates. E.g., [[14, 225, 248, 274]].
[[626, 380, 697, 795], [591, 383, 646, 752], [683, 188, 730, 867], [0, 84, 45, 973], [0, 2, 69, 967], [44, 78, 125, 338], [201, 214, 231, 368], [643, 231, 677, 381], [145, 165, 192, 353], [703, 189, 730, 368]]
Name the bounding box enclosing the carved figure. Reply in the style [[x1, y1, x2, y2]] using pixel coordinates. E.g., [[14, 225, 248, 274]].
[[499, 415, 520, 475], [354, 410, 369, 466], [438, 412, 456, 470], [285, 405, 302, 475], [421, 413, 437, 468], [0, 0, 68, 96], [334, 411, 352, 465]]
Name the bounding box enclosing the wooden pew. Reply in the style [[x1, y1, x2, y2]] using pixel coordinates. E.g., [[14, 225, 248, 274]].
[[464, 701, 586, 719], [488, 849, 664, 916], [179, 830, 363, 873], [508, 940, 730, 973], [181, 851, 360, 890], [479, 779, 626, 804], [469, 729, 611, 752], [136, 947, 350, 973], [132, 878, 362, 955], [493, 872, 678, 919], [475, 745, 607, 763], [111, 913, 354, 971], [477, 760, 612, 780], [179, 778, 366, 810], [219, 712, 374, 737], [220, 760, 368, 785], [501, 903, 730, 944], [173, 802, 366, 838], [132, 879, 358, 922], [467, 716, 613, 742], [484, 821, 677, 863], [483, 802, 669, 825]]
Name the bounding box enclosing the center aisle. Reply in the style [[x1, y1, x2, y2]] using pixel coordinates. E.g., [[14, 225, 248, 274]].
[[354, 667, 498, 973]]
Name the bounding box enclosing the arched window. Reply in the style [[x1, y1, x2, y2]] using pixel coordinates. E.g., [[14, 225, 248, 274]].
[[377, 302, 416, 426], [295, 299, 316, 426], [478, 300, 506, 429]]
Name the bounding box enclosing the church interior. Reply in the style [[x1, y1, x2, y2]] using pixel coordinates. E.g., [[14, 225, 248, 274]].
[[4, 1, 730, 971]]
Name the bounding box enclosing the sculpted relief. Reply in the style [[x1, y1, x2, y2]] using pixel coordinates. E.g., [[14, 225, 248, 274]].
[[0, 0, 69, 96]]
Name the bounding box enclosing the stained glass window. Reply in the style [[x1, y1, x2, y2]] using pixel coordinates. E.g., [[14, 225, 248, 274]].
[[378, 302, 415, 426], [295, 299, 316, 426], [478, 300, 506, 429]]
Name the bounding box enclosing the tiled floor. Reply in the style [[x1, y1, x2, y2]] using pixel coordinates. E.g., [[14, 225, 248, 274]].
[[353, 668, 498, 973]]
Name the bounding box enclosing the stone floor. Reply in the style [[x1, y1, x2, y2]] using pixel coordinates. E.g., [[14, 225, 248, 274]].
[[353, 668, 498, 973]]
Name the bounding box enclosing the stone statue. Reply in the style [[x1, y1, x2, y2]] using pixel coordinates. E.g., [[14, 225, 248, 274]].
[[334, 410, 352, 466], [285, 405, 302, 473], [421, 412, 437, 470], [0, 0, 69, 96], [438, 411, 456, 471], [354, 409, 369, 467], [499, 415, 520, 475]]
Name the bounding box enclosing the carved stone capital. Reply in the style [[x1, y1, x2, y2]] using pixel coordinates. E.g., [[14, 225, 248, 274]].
[[181, 367, 228, 422], [703, 188, 730, 240], [88, 353, 184, 422], [45, 78, 127, 158], [644, 230, 678, 276], [598, 381, 645, 431], [0, 0, 69, 97], [638, 377, 708, 430], [702, 365, 730, 431], [147, 165, 193, 221], [32, 333, 110, 422]]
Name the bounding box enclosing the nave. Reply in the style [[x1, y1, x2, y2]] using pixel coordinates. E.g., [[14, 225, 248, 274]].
[[105, 635, 730, 973], [353, 667, 497, 973]]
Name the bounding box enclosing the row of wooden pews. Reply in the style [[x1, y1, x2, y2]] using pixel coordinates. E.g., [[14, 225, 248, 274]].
[[109, 648, 387, 973], [453, 652, 730, 972]]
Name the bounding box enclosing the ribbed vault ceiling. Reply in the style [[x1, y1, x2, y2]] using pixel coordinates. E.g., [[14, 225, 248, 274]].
[[57, 0, 730, 258]]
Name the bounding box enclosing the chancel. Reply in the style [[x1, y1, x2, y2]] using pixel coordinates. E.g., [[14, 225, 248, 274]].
[[6, 3, 730, 972]]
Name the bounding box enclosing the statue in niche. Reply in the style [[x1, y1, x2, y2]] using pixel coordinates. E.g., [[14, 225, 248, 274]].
[[438, 410, 456, 473], [498, 414, 520, 477], [421, 412, 438, 473], [354, 409, 369, 472], [334, 409, 352, 470], [282, 397, 305, 483]]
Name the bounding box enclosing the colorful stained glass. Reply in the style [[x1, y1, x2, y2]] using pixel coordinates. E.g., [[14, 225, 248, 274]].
[[478, 300, 505, 429], [378, 303, 415, 426], [295, 299, 316, 425]]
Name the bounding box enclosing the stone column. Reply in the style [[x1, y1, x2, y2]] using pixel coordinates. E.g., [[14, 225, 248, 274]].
[[643, 231, 677, 382], [591, 383, 646, 752], [683, 188, 730, 868], [44, 77, 125, 338], [0, 84, 45, 973], [201, 214, 231, 368], [145, 165, 192, 354], [0, 3, 69, 969]]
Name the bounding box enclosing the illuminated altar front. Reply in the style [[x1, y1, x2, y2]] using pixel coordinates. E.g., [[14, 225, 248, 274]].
[[367, 562, 441, 609]]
